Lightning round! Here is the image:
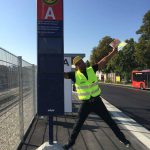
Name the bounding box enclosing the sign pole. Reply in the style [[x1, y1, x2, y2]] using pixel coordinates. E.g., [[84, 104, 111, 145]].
[[49, 115, 53, 145]]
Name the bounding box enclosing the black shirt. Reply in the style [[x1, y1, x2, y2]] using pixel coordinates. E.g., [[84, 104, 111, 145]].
[[66, 64, 99, 83]]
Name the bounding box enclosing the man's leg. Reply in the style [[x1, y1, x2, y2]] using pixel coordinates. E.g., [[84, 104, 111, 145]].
[[63, 101, 90, 149], [93, 97, 130, 147]]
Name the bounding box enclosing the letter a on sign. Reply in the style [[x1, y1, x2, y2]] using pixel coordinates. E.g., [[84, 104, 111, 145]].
[[45, 7, 56, 20]]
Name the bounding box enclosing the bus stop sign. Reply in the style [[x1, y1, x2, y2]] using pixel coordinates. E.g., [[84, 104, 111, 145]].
[[37, 0, 64, 115]]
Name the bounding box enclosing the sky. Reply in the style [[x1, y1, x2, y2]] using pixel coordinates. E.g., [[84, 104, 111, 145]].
[[0, 0, 150, 64]]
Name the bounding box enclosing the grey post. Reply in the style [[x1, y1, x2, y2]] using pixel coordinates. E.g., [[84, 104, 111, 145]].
[[18, 56, 24, 140], [32, 64, 36, 116]]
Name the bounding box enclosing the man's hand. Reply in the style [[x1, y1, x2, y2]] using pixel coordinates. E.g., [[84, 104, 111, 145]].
[[64, 72, 69, 79]]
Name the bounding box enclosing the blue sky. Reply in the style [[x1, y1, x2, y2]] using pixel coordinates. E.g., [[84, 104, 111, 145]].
[[0, 0, 150, 64]]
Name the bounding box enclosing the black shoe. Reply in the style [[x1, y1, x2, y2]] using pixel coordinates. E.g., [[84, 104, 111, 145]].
[[63, 141, 75, 150], [120, 139, 131, 148]]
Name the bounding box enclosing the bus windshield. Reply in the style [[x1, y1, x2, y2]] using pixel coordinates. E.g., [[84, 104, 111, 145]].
[[133, 72, 145, 81]]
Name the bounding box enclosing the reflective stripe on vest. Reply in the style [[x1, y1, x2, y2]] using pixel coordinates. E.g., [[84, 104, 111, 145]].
[[77, 87, 100, 96], [76, 82, 99, 90], [75, 67, 101, 100]]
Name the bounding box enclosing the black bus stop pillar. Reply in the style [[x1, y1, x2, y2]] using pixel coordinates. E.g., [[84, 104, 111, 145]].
[[49, 115, 53, 145]]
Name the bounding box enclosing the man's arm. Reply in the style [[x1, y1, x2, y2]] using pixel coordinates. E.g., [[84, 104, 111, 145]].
[[64, 72, 69, 79], [64, 72, 75, 83], [97, 47, 118, 69]]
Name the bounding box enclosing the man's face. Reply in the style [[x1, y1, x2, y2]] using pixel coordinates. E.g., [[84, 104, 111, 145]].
[[75, 59, 86, 71]]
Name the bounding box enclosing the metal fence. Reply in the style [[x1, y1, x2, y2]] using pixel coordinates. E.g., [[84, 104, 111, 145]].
[[0, 47, 37, 150]]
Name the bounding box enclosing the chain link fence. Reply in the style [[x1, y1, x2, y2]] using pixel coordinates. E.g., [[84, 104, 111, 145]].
[[0, 47, 37, 150]]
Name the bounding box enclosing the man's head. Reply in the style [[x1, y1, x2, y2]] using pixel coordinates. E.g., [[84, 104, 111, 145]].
[[73, 56, 86, 72]]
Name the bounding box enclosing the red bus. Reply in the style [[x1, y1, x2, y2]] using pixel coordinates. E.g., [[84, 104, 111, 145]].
[[132, 70, 150, 89]]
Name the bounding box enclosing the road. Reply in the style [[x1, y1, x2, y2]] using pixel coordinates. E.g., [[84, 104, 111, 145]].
[[100, 83, 150, 130]]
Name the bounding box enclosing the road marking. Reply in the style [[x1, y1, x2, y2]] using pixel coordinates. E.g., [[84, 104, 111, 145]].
[[102, 97, 150, 149]]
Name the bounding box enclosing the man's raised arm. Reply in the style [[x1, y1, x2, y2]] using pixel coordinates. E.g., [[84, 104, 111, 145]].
[[97, 47, 118, 69]]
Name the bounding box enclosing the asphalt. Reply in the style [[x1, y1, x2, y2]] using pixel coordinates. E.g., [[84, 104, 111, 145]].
[[19, 99, 150, 150], [99, 83, 150, 130]]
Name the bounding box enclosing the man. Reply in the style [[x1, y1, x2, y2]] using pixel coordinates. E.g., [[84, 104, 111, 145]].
[[63, 47, 130, 149]]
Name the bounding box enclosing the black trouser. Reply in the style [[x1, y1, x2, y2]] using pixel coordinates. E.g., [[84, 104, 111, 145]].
[[69, 96, 126, 143]]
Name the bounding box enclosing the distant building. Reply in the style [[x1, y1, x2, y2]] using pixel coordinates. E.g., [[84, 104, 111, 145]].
[[96, 71, 118, 83]]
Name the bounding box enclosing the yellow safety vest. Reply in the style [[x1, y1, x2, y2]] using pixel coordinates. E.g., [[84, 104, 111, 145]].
[[75, 67, 101, 100]]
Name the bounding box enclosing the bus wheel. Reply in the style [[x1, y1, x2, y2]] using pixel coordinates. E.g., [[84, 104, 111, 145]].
[[140, 84, 144, 90]]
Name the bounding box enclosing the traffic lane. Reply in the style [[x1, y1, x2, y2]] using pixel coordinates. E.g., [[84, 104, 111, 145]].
[[99, 83, 150, 130]]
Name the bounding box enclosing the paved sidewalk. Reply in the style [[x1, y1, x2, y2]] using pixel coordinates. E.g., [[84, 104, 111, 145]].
[[19, 101, 149, 150]]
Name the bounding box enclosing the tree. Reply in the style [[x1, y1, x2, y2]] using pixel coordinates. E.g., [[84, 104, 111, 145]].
[[85, 60, 91, 67], [90, 47, 100, 64], [135, 10, 150, 69], [90, 36, 113, 65], [121, 39, 137, 80], [136, 10, 150, 41]]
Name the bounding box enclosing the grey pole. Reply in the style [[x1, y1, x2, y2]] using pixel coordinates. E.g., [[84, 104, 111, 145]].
[[18, 56, 24, 140], [32, 64, 36, 116]]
